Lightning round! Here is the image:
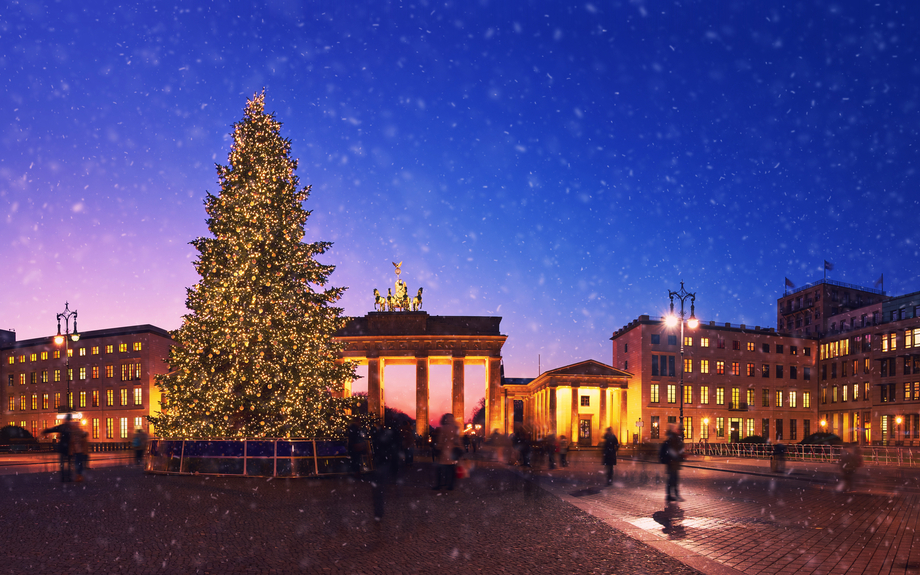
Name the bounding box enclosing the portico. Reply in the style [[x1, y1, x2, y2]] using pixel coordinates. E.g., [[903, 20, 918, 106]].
[[335, 312, 507, 438]]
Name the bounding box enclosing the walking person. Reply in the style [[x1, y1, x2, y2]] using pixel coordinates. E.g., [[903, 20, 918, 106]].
[[370, 422, 398, 520], [838, 444, 863, 492], [545, 433, 557, 470], [432, 413, 461, 491], [660, 426, 686, 502], [72, 424, 89, 482], [559, 435, 570, 468], [42, 414, 75, 482], [602, 427, 620, 485], [132, 428, 149, 467]]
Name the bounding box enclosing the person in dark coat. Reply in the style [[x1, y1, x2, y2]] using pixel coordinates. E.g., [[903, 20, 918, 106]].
[[346, 422, 368, 477], [42, 414, 74, 482], [370, 422, 398, 520], [602, 427, 619, 485], [661, 426, 686, 502]]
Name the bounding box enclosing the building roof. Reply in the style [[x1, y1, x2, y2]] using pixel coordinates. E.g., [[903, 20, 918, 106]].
[[1, 324, 172, 351]]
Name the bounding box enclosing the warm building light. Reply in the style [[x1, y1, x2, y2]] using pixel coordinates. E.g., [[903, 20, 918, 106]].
[[703, 417, 709, 425], [665, 315, 679, 328], [54, 335, 65, 345], [820, 419, 827, 428], [687, 317, 699, 329], [897, 416, 903, 425]]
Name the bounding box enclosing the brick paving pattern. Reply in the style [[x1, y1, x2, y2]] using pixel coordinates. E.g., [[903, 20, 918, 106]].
[[0, 462, 701, 574]]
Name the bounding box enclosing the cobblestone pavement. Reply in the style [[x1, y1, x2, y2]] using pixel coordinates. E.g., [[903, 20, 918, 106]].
[[524, 453, 920, 575], [0, 462, 702, 574]]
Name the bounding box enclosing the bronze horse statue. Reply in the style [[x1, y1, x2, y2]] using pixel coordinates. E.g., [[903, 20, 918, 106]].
[[411, 287, 423, 311]]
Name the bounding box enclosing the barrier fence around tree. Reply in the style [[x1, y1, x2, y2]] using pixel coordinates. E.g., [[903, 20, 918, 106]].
[[146, 439, 370, 477], [685, 442, 920, 467]]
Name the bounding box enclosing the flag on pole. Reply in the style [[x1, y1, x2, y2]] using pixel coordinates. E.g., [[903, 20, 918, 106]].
[[785, 277, 795, 288], [824, 260, 835, 271], [875, 273, 884, 288]]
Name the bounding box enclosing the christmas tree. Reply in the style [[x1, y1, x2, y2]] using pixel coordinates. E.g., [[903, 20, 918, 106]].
[[150, 91, 358, 439]]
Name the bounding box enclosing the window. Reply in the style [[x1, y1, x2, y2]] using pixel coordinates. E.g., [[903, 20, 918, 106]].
[[651, 334, 660, 344], [106, 418, 114, 439], [29, 353, 37, 362], [18, 374, 24, 385], [106, 365, 114, 378], [667, 385, 676, 404], [746, 389, 755, 406], [120, 418, 129, 439], [746, 418, 756, 438], [790, 346, 798, 356], [700, 386, 709, 404], [762, 388, 770, 407], [864, 359, 871, 374], [700, 419, 709, 439], [667, 356, 675, 377], [684, 336, 693, 347], [775, 390, 783, 407], [6, 375, 11, 387], [700, 338, 710, 348], [120, 388, 128, 406], [92, 390, 99, 408], [700, 359, 710, 374], [133, 342, 142, 351], [650, 385, 659, 403], [6, 356, 12, 365], [78, 348, 86, 357], [31, 395, 37, 410], [667, 335, 677, 346], [776, 419, 784, 441], [20, 395, 26, 412], [41, 370, 48, 383], [91, 346, 99, 355], [733, 340, 741, 351], [92, 419, 99, 440], [651, 416, 660, 439], [134, 416, 144, 430], [92, 366, 99, 379], [716, 417, 725, 438], [776, 344, 784, 354], [747, 342, 755, 352], [54, 393, 61, 410], [731, 387, 740, 408], [683, 385, 692, 404], [833, 385, 840, 403], [78, 391, 86, 408], [804, 347, 811, 356], [54, 369, 61, 382], [134, 387, 143, 406], [52, 351, 60, 359], [762, 343, 770, 353], [763, 418, 770, 439], [106, 389, 114, 407], [747, 363, 755, 377], [42, 394, 49, 409], [730, 362, 740, 376], [79, 367, 86, 380], [580, 396, 590, 407], [790, 419, 798, 441], [790, 366, 797, 380], [762, 364, 770, 378], [804, 367, 811, 381], [717, 339, 726, 349], [8, 396, 14, 411], [716, 387, 725, 405], [716, 361, 725, 375], [30, 372, 36, 384], [803, 391, 811, 408], [776, 365, 784, 379], [105, 345, 114, 354], [789, 391, 797, 408], [18, 355, 25, 363], [683, 358, 692, 373], [119, 343, 128, 353], [624, 344, 628, 353], [652, 355, 660, 377]]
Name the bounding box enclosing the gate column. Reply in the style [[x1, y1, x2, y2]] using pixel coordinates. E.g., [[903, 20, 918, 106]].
[[367, 357, 384, 421], [486, 357, 503, 435], [451, 356, 465, 427], [570, 386, 579, 444], [416, 355, 429, 439]]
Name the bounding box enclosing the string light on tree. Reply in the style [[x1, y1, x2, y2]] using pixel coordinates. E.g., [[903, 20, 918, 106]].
[[150, 91, 360, 439]]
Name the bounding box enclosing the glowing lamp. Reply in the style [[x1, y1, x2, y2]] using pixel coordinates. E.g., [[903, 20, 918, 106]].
[[897, 416, 903, 425], [687, 317, 699, 329], [665, 315, 679, 328], [54, 335, 65, 345]]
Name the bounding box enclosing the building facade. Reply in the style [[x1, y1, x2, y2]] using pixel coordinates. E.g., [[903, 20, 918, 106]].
[[776, 279, 885, 338], [611, 317, 816, 444], [0, 325, 172, 443]]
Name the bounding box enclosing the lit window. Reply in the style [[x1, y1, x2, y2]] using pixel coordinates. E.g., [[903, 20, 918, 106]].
[[747, 342, 755, 352], [580, 396, 590, 407], [92, 346, 99, 355], [92, 419, 99, 439], [40, 351, 48, 360], [731, 362, 740, 376], [746, 389, 755, 406], [683, 385, 692, 404], [133, 342, 142, 351], [105, 345, 114, 354], [78, 348, 86, 357], [803, 391, 811, 408], [31, 395, 37, 410], [92, 366, 99, 379], [18, 355, 25, 363], [42, 394, 49, 409], [684, 336, 693, 347], [6, 357, 13, 365], [683, 358, 692, 373], [134, 387, 143, 406], [29, 353, 37, 362], [54, 393, 61, 410], [79, 367, 86, 380], [700, 338, 709, 348], [746, 363, 755, 377], [92, 390, 99, 407], [650, 384, 659, 403], [700, 359, 710, 374], [106, 418, 114, 439], [716, 417, 724, 437], [119, 343, 128, 353], [716, 387, 724, 405], [79, 391, 87, 408], [120, 418, 128, 439], [106, 389, 114, 407], [8, 396, 14, 411], [716, 361, 725, 375], [700, 385, 709, 404], [134, 416, 144, 430], [776, 390, 783, 407], [667, 385, 676, 404], [41, 370, 48, 383], [106, 365, 114, 378], [120, 388, 128, 406], [19, 374, 25, 385], [684, 416, 693, 439], [789, 391, 797, 408]]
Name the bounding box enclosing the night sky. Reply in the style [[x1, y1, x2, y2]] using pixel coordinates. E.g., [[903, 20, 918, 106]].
[[4, 1, 920, 420]]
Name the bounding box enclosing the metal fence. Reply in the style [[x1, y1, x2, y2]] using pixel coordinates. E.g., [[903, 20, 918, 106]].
[[686, 442, 920, 467], [146, 439, 365, 477]]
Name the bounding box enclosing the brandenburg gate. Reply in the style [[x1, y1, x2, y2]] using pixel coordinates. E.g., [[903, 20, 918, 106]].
[[335, 312, 507, 438]]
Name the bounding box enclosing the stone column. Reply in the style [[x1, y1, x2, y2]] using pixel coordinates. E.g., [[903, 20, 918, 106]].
[[487, 357, 503, 435], [451, 357, 465, 427], [416, 355, 429, 439], [549, 387, 557, 437], [505, 395, 514, 435], [571, 386, 580, 444], [367, 357, 384, 421], [599, 385, 608, 441]]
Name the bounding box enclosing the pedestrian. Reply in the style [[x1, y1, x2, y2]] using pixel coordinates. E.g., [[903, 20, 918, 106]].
[[545, 433, 557, 470], [72, 424, 89, 482], [370, 422, 398, 520], [432, 413, 461, 491], [660, 426, 685, 502], [602, 427, 619, 485], [559, 435, 570, 468], [399, 422, 416, 467], [132, 428, 149, 467], [838, 444, 863, 492], [42, 414, 74, 482], [346, 422, 368, 476]]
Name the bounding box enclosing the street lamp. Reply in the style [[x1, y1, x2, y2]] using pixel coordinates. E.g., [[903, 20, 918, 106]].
[[666, 281, 698, 438], [53, 302, 80, 413], [896, 416, 903, 446]]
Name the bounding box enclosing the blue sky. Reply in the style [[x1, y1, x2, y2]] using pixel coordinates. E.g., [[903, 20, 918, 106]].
[[3, 1, 920, 417]]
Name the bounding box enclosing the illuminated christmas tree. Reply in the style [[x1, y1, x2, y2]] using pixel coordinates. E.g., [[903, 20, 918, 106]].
[[150, 91, 358, 439]]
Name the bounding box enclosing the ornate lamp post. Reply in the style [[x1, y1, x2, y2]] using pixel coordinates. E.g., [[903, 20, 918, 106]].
[[896, 416, 903, 446], [53, 303, 80, 413], [666, 282, 698, 438]]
